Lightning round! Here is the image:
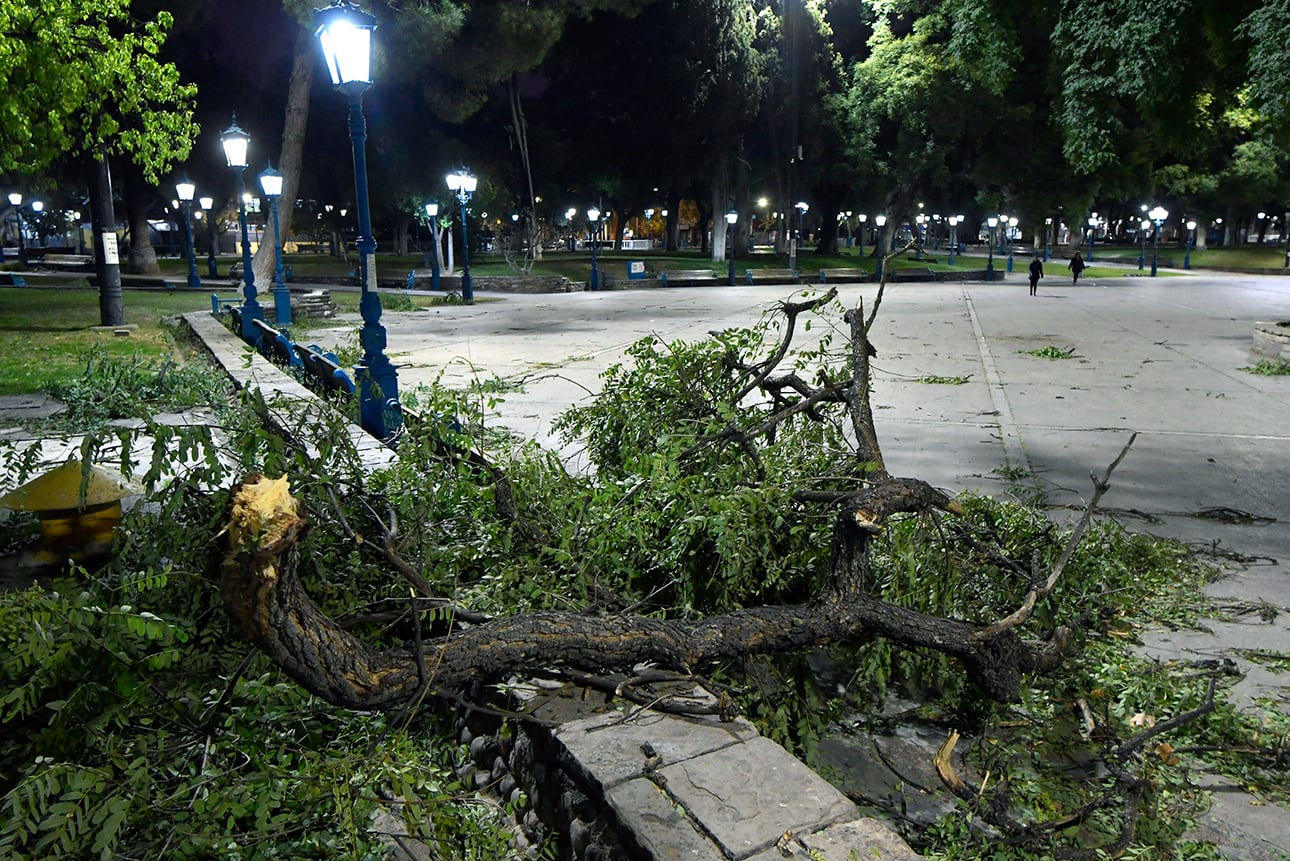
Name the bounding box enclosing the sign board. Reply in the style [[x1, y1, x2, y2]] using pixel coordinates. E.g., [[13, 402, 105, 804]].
[[101, 232, 119, 265], [627, 260, 646, 280]]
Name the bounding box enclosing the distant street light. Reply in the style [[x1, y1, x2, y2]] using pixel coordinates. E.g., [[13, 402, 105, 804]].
[[258, 162, 291, 325], [874, 214, 888, 279], [445, 168, 477, 302], [174, 175, 201, 288], [317, 0, 401, 440], [986, 216, 999, 281], [1007, 217, 1018, 271], [1149, 206, 1169, 276], [856, 213, 867, 257], [423, 202, 441, 291], [1087, 214, 1098, 261], [220, 117, 265, 339], [586, 206, 602, 290], [725, 209, 738, 285], [1138, 219, 1149, 270], [1184, 220, 1197, 269], [947, 215, 960, 266], [199, 196, 218, 277], [8, 192, 27, 266], [1043, 217, 1052, 262]]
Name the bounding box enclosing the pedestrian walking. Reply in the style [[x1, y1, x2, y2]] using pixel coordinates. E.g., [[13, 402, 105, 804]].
[[1028, 256, 1044, 295], [1068, 251, 1086, 284]]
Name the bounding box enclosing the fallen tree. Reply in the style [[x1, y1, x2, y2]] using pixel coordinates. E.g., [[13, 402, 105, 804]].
[[218, 280, 1084, 712]]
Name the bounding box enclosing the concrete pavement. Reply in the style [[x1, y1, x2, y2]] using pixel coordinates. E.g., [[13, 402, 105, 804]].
[[320, 269, 1289, 856]]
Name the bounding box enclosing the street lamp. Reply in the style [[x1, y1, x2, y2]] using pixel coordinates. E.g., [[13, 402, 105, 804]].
[[1138, 219, 1149, 270], [1184, 220, 1196, 269], [424, 202, 441, 291], [1043, 217, 1052, 262], [947, 215, 959, 266], [914, 213, 926, 259], [8, 192, 26, 266], [874, 214, 887, 279], [220, 117, 265, 339], [199, 196, 218, 277], [258, 161, 291, 325], [1087, 214, 1098, 261], [986, 216, 998, 281], [317, 0, 401, 440], [725, 209, 738, 285], [856, 213, 867, 257], [174, 175, 201, 288], [586, 206, 602, 290], [1149, 205, 1169, 276], [1007, 217, 1018, 271], [445, 168, 477, 301]]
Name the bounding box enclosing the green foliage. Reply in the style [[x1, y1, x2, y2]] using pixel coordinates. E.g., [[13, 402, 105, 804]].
[[0, 0, 197, 179], [43, 345, 229, 428], [915, 374, 971, 385], [1020, 345, 1076, 360], [1240, 358, 1290, 375]]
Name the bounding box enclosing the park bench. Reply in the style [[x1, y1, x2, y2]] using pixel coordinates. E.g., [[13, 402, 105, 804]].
[[816, 267, 869, 283], [658, 268, 718, 287], [292, 343, 356, 397], [210, 292, 241, 317], [251, 318, 302, 368], [41, 253, 93, 270], [744, 268, 800, 285]]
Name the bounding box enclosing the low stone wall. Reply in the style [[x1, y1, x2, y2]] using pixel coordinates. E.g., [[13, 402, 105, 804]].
[[451, 679, 921, 860], [1252, 321, 1290, 362]]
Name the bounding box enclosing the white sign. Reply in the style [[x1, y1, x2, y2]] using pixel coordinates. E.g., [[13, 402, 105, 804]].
[[365, 253, 378, 292], [101, 232, 119, 265]]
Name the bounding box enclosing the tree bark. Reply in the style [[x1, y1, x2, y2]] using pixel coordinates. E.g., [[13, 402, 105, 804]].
[[252, 28, 313, 287], [123, 165, 160, 275], [87, 152, 123, 327], [220, 474, 1070, 714]]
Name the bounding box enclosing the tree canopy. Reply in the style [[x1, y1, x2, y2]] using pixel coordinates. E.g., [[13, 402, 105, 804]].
[[0, 0, 197, 182]]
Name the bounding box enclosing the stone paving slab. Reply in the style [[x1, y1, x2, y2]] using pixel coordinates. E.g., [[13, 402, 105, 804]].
[[657, 736, 860, 859], [606, 777, 727, 860], [554, 706, 760, 792], [744, 817, 923, 860]]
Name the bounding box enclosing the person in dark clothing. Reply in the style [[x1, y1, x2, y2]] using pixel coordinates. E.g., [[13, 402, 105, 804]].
[[1028, 256, 1044, 295], [1068, 251, 1086, 284]]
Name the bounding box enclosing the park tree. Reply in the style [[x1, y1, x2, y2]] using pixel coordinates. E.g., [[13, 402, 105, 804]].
[[0, 0, 197, 324]]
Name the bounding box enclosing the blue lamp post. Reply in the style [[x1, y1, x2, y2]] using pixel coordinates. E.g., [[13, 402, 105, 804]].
[[8, 193, 27, 267], [258, 162, 291, 325], [725, 209, 738, 285], [1149, 205, 1168, 277], [220, 118, 265, 340], [947, 215, 959, 266], [316, 0, 400, 440], [856, 213, 866, 257], [1086, 215, 1097, 261], [986, 216, 998, 281], [446, 168, 477, 302], [424, 202, 441, 291], [175, 175, 201, 288], [1184, 219, 1196, 269], [1043, 217, 1052, 262], [199, 196, 218, 278], [586, 206, 602, 290]]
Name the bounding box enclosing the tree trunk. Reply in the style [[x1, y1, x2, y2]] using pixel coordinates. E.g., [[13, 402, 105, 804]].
[[220, 474, 1070, 714], [252, 28, 313, 287], [123, 165, 159, 275], [508, 73, 540, 269]]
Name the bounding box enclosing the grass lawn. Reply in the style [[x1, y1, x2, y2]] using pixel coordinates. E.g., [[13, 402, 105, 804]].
[[0, 287, 213, 396]]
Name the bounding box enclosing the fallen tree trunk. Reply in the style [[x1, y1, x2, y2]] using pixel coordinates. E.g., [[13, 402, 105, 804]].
[[220, 473, 1072, 713]]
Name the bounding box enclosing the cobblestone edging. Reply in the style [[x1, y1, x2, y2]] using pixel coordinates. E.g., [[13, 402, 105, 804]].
[[452, 680, 921, 861]]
